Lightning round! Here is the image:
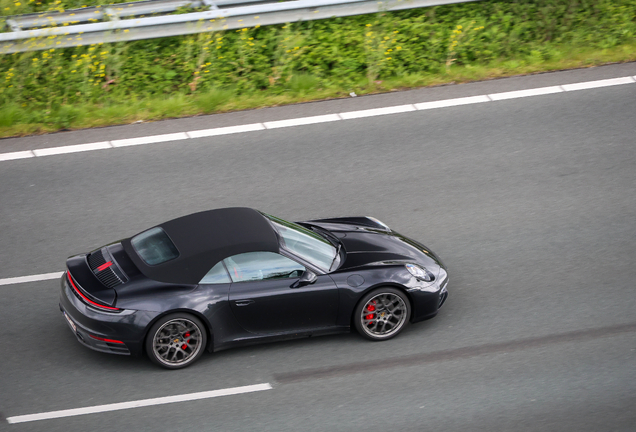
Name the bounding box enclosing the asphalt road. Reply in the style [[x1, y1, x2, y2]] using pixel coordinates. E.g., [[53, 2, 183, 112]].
[[1, 63, 635, 431]]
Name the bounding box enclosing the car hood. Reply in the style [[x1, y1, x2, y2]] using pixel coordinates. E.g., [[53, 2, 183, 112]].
[[301, 218, 443, 272]]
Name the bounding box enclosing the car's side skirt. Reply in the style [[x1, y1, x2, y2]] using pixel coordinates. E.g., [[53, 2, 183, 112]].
[[213, 326, 350, 352]]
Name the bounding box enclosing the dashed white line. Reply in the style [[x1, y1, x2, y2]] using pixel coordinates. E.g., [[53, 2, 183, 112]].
[[1, 75, 634, 163], [111, 132, 189, 147], [32, 141, 112, 157], [6, 383, 272, 424], [263, 113, 342, 129], [0, 271, 64, 286], [0, 150, 35, 161], [186, 122, 266, 138], [414, 95, 491, 110], [488, 85, 564, 101], [561, 76, 636, 91], [339, 104, 416, 119]]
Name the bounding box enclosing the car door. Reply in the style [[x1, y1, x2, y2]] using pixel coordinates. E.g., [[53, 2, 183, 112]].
[[226, 251, 339, 334]]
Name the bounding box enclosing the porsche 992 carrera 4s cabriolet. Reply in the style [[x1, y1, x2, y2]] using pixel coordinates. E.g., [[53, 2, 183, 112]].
[[60, 207, 448, 369]]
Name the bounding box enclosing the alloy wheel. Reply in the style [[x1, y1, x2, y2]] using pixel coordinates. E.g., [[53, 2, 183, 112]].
[[360, 292, 408, 338], [152, 318, 203, 367]]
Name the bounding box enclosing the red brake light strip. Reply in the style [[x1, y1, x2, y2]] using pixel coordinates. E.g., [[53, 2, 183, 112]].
[[67, 272, 120, 311], [89, 334, 124, 344]]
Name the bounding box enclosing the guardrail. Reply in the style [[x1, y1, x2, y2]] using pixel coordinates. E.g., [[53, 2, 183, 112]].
[[1, 0, 480, 53]]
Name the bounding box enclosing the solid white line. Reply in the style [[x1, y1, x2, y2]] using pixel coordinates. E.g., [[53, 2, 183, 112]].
[[263, 114, 341, 129], [0, 150, 35, 161], [111, 132, 189, 147], [561, 76, 636, 91], [0, 271, 64, 286], [6, 383, 272, 424], [414, 95, 491, 110], [33, 141, 112, 157], [488, 85, 563, 101], [339, 104, 416, 120], [186, 123, 265, 138]]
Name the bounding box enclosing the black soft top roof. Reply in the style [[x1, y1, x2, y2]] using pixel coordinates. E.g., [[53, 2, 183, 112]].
[[122, 208, 279, 284]]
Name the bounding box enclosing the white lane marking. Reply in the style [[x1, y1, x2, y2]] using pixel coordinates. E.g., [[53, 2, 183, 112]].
[[263, 113, 342, 129], [0, 150, 35, 161], [33, 141, 112, 157], [111, 132, 189, 147], [561, 76, 636, 91], [1, 75, 634, 163], [6, 383, 272, 424], [489, 85, 564, 101], [0, 271, 64, 286], [414, 95, 491, 110], [187, 123, 265, 138], [339, 104, 416, 120]]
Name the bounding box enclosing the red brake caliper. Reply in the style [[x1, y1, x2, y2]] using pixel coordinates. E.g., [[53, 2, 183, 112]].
[[182, 332, 191, 350], [365, 301, 376, 321]]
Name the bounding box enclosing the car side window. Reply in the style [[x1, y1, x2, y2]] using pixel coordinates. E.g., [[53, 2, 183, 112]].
[[224, 252, 305, 283], [199, 261, 231, 284]]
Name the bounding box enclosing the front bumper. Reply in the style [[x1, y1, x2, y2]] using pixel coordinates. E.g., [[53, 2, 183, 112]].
[[59, 274, 155, 356], [408, 267, 449, 323]]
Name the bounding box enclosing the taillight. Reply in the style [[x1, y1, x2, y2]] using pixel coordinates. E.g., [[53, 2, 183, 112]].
[[66, 272, 121, 312]]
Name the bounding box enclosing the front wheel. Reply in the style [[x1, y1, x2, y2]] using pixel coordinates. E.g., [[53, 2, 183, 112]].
[[354, 288, 411, 341], [145, 313, 207, 369]]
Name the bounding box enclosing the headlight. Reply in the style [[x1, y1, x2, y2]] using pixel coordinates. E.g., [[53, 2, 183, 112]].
[[405, 263, 434, 282]]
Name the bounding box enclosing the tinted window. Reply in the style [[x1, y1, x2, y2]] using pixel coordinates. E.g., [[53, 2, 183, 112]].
[[131, 227, 179, 265], [199, 261, 231, 284], [224, 252, 305, 282]]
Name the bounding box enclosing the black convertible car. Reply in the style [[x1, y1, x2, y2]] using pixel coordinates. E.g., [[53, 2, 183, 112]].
[[60, 208, 448, 369]]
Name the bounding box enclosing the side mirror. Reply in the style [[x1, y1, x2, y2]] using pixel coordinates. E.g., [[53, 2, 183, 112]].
[[291, 270, 317, 288]]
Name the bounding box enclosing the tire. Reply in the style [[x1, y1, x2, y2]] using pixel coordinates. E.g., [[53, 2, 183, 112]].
[[145, 313, 207, 370], [353, 287, 411, 341]]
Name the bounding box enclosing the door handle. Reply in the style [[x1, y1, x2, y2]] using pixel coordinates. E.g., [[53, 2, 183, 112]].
[[234, 300, 255, 307]]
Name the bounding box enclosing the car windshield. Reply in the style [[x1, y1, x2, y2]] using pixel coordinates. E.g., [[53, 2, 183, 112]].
[[263, 213, 337, 272]]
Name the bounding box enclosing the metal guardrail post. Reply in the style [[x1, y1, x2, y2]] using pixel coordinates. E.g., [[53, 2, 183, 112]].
[[6, 19, 22, 32], [204, 0, 219, 10]]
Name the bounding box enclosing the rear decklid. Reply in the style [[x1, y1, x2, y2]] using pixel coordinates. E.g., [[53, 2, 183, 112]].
[[66, 242, 138, 306]]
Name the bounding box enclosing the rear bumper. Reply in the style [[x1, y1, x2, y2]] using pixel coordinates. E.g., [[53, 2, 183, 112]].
[[59, 304, 131, 355], [59, 274, 156, 356]]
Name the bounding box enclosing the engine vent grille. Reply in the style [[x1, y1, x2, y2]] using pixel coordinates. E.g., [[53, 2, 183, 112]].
[[88, 250, 124, 289], [88, 250, 106, 269]]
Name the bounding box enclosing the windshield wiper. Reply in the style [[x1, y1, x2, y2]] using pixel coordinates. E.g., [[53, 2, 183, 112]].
[[329, 242, 342, 272], [307, 225, 342, 272], [310, 225, 339, 246]]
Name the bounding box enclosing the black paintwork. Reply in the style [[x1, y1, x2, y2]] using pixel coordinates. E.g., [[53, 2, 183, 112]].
[[59, 212, 449, 358]]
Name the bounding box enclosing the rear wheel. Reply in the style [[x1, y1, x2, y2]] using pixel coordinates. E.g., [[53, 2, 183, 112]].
[[354, 288, 411, 341], [145, 313, 207, 369]]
